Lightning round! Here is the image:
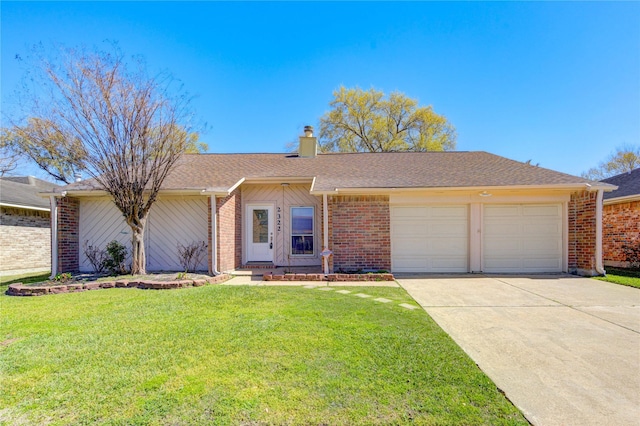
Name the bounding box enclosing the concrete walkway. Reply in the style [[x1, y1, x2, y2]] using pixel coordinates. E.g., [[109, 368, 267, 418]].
[[397, 274, 640, 426]]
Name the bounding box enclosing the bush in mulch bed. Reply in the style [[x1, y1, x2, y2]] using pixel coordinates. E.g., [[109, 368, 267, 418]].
[[6, 273, 230, 296]]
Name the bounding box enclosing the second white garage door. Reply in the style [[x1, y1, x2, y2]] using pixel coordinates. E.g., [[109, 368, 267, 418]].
[[391, 205, 469, 273], [483, 204, 562, 273]]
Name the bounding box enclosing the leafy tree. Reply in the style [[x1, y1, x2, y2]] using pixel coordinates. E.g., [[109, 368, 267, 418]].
[[318, 86, 456, 153], [582, 145, 640, 180], [4, 45, 199, 274]]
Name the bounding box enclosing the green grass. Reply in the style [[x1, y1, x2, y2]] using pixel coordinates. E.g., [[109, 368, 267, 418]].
[[595, 267, 640, 289], [1, 285, 527, 425], [0, 272, 51, 292]]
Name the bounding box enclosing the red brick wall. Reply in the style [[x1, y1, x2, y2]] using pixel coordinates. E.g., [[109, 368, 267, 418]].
[[328, 195, 391, 272], [603, 200, 640, 267], [568, 190, 598, 275], [216, 188, 242, 272], [57, 197, 80, 274]]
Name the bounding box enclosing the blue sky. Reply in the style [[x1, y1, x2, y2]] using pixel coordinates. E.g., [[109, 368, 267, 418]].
[[2, 1, 639, 179]]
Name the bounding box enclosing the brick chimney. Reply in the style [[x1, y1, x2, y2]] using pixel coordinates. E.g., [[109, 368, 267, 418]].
[[298, 125, 317, 158]]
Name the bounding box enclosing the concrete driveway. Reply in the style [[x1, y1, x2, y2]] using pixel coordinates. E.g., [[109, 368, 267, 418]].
[[397, 274, 640, 426]]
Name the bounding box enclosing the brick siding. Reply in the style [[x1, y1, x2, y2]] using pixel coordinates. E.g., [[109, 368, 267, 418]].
[[57, 197, 80, 273], [603, 200, 640, 267], [328, 195, 391, 272], [216, 188, 242, 272], [568, 190, 598, 275], [0, 207, 51, 273]]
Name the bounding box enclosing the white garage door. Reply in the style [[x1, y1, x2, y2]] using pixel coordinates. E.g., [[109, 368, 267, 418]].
[[483, 204, 562, 273], [391, 205, 468, 273]]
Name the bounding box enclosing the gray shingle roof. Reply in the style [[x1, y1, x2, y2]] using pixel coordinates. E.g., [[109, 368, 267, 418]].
[[0, 176, 60, 209], [601, 168, 640, 200], [61, 151, 611, 194]]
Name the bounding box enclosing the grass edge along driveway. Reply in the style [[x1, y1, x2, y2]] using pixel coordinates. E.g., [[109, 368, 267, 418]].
[[1, 285, 527, 425]]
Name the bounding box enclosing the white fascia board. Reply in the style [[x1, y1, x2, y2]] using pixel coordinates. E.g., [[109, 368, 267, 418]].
[[322, 183, 598, 194], [603, 194, 640, 205], [241, 176, 315, 185], [0, 202, 50, 212]]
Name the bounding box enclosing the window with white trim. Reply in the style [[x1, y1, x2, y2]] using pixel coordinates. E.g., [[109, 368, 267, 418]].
[[291, 206, 314, 255]]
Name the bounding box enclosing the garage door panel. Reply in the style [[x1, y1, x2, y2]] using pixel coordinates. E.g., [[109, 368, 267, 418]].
[[522, 239, 561, 252], [485, 205, 520, 217], [484, 203, 562, 273], [523, 222, 561, 235], [485, 223, 520, 235], [431, 206, 467, 218], [393, 238, 428, 255], [522, 205, 561, 216], [431, 257, 468, 270], [391, 205, 468, 273], [394, 221, 429, 237], [392, 207, 428, 218], [429, 222, 467, 237]]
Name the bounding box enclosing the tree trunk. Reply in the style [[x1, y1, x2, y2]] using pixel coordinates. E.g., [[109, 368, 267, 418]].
[[130, 217, 147, 275]]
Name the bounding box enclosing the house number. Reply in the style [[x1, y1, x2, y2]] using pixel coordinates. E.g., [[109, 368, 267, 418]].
[[276, 207, 282, 232]]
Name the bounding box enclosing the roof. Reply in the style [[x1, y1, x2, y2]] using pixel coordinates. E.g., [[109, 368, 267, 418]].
[[601, 168, 640, 201], [60, 151, 612, 195], [0, 176, 60, 210]]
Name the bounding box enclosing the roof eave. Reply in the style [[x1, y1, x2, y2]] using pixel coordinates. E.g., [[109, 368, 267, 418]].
[[312, 183, 610, 195], [0, 202, 50, 212], [603, 194, 640, 205]]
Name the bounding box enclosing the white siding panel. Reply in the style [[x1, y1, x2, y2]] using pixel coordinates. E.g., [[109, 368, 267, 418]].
[[391, 205, 468, 273], [147, 197, 208, 272], [79, 198, 130, 273], [79, 196, 208, 273], [483, 204, 562, 273]]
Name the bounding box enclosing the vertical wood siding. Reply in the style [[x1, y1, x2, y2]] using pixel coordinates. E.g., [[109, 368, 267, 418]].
[[242, 184, 322, 266], [79, 196, 208, 272]]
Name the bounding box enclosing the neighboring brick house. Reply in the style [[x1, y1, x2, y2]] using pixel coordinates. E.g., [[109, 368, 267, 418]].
[[601, 168, 640, 268], [47, 127, 615, 277], [0, 176, 60, 276]]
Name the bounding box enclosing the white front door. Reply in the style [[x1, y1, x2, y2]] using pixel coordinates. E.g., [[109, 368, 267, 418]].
[[246, 204, 274, 262]]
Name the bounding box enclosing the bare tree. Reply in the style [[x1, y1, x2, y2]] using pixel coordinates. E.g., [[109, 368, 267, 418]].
[[5, 45, 196, 274]]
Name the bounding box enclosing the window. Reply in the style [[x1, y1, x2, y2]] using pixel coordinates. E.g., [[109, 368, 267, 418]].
[[291, 207, 314, 255]]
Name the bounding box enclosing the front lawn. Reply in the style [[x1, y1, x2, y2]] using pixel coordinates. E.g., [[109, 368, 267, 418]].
[[1, 285, 527, 425], [595, 267, 640, 289]]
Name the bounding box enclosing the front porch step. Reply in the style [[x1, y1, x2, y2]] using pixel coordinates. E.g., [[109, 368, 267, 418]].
[[240, 262, 276, 269]]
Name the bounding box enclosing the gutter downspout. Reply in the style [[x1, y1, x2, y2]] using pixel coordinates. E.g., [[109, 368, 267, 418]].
[[323, 194, 329, 274], [211, 195, 220, 275], [595, 189, 605, 275], [49, 195, 58, 279]]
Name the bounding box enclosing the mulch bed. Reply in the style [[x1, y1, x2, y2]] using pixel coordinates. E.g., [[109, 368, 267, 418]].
[[6, 274, 231, 296]]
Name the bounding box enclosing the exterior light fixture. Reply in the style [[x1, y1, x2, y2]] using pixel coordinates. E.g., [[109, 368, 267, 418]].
[[479, 191, 492, 197]]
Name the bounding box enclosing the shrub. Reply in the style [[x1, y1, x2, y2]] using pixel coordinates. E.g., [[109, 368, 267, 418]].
[[53, 272, 72, 283], [622, 240, 640, 269], [83, 241, 108, 274], [177, 241, 207, 272], [103, 240, 128, 275]]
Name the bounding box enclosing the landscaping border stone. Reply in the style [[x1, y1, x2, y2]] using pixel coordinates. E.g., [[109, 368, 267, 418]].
[[263, 273, 394, 282], [5, 274, 231, 297]]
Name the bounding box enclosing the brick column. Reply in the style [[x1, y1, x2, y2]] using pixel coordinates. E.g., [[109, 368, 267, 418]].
[[57, 197, 80, 274], [216, 188, 242, 272], [328, 195, 391, 272], [568, 190, 598, 276]]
